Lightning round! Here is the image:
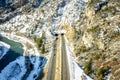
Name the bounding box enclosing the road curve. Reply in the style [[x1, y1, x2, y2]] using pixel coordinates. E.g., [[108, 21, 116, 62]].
[[61, 35, 70, 80]]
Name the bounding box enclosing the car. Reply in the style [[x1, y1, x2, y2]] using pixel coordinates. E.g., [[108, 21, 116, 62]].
[[61, 33, 64, 35], [55, 33, 58, 36]]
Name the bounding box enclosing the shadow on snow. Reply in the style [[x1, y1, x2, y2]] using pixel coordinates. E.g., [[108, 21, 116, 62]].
[[0, 47, 47, 80]]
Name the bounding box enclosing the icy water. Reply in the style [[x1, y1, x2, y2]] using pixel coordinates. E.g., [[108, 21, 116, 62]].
[[0, 36, 24, 72]]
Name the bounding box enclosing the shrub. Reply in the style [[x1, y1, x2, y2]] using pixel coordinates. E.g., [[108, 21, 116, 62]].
[[96, 67, 105, 80], [78, 46, 87, 52], [41, 44, 45, 54], [94, 54, 100, 60], [35, 33, 46, 54], [84, 58, 92, 74]]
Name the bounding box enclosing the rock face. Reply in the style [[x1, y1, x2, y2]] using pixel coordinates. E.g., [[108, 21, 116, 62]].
[[73, 0, 120, 79], [82, 32, 93, 48], [85, 5, 95, 20]]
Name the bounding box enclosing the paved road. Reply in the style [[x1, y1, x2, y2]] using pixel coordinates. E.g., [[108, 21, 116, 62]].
[[47, 40, 57, 80], [47, 35, 70, 80], [61, 35, 70, 80]]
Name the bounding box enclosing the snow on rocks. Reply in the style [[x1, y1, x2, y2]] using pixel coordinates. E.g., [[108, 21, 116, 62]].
[[60, 0, 86, 25], [0, 56, 26, 80], [0, 41, 10, 60], [27, 57, 47, 80]]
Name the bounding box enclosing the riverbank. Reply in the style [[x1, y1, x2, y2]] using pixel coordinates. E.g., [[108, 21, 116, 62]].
[[0, 32, 47, 80], [0, 41, 10, 60], [0, 32, 39, 56]]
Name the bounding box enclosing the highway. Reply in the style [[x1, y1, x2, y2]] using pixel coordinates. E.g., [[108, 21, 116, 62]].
[[47, 39, 57, 80], [61, 35, 70, 80], [47, 34, 70, 80]]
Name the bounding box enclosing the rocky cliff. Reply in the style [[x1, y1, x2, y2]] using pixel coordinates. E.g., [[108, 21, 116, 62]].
[[73, 0, 120, 79]]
